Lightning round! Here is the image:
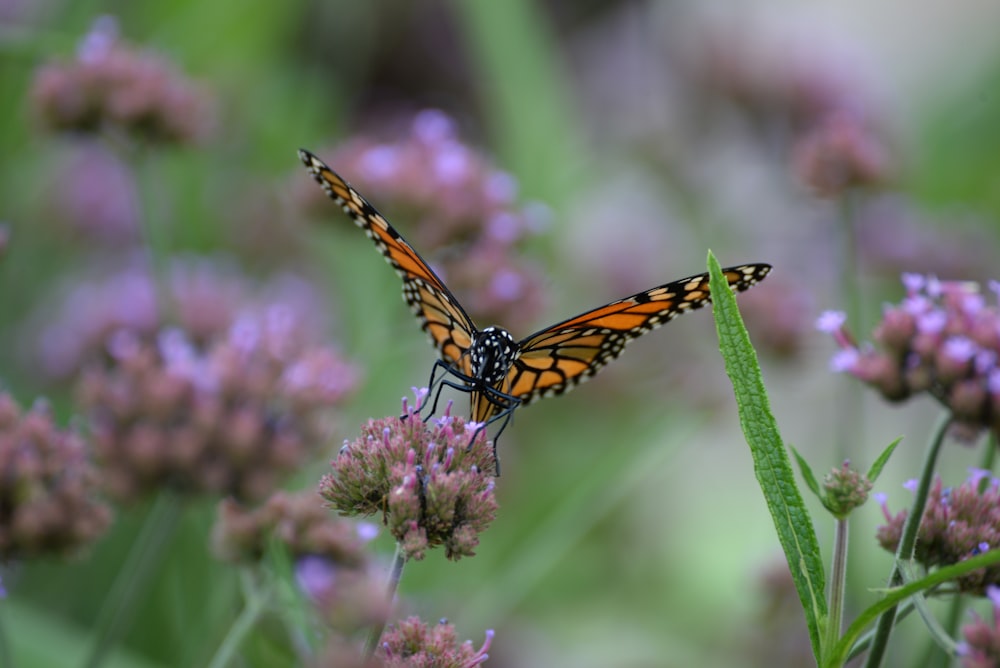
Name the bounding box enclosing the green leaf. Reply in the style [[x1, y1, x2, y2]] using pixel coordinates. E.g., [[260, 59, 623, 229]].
[[866, 436, 903, 483], [791, 445, 824, 500], [708, 251, 827, 660], [897, 561, 961, 657], [830, 548, 1000, 666]]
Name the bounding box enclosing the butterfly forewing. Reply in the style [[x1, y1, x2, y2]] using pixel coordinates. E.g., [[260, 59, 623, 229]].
[[506, 263, 771, 405], [300, 148, 771, 440], [299, 149, 478, 373]]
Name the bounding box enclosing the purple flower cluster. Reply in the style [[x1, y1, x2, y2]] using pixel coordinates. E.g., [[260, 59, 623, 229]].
[[30, 16, 215, 145], [819, 273, 1000, 436], [297, 109, 547, 331], [684, 26, 891, 200], [689, 28, 855, 128], [319, 390, 498, 561], [0, 392, 112, 559], [380, 616, 493, 668], [792, 110, 890, 197], [35, 257, 320, 380], [876, 470, 1000, 594], [213, 491, 375, 566], [78, 310, 358, 503], [295, 552, 390, 633], [214, 491, 387, 632], [45, 143, 140, 243], [959, 586, 1000, 667]]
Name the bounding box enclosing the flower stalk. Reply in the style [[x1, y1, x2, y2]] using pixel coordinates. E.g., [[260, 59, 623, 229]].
[[207, 571, 274, 668], [863, 412, 952, 668], [364, 542, 407, 660], [84, 492, 184, 668], [826, 516, 850, 654]]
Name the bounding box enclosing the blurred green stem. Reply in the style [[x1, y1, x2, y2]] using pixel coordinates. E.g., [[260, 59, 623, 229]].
[[0, 593, 12, 668], [206, 570, 273, 668], [920, 596, 965, 668], [825, 517, 849, 654], [863, 413, 951, 668], [836, 192, 863, 463], [112, 140, 175, 322], [977, 432, 998, 491], [448, 0, 585, 207], [83, 492, 184, 668], [363, 543, 406, 660]]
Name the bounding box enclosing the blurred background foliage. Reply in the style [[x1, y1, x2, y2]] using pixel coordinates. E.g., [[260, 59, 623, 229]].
[[2, 0, 1000, 666]]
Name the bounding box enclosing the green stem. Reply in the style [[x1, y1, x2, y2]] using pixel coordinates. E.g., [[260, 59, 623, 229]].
[[206, 571, 273, 668], [825, 516, 849, 654], [862, 413, 952, 668], [363, 543, 406, 660], [979, 431, 998, 491], [108, 139, 174, 323], [0, 583, 13, 668], [836, 192, 863, 463], [83, 492, 184, 668], [133, 149, 176, 322], [919, 595, 965, 668]]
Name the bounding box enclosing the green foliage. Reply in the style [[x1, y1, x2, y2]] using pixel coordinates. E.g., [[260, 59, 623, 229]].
[[708, 252, 827, 659], [866, 437, 902, 484]]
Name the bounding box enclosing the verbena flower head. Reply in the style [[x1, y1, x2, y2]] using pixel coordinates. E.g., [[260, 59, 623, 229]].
[[78, 305, 359, 504], [958, 585, 1000, 667], [296, 109, 547, 330], [822, 460, 873, 518], [381, 616, 493, 667], [876, 470, 1000, 594], [213, 491, 387, 632], [46, 143, 139, 243], [690, 29, 848, 126], [34, 256, 266, 380], [792, 110, 890, 197], [212, 490, 374, 566], [30, 16, 215, 145], [0, 392, 112, 560], [319, 390, 498, 561], [819, 273, 1000, 437]]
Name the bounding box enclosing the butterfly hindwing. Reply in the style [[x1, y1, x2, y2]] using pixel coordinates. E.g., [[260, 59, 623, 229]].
[[300, 148, 772, 441], [299, 149, 478, 373], [506, 264, 772, 404]]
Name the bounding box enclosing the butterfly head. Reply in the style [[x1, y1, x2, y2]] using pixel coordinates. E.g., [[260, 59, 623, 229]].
[[470, 327, 518, 386]]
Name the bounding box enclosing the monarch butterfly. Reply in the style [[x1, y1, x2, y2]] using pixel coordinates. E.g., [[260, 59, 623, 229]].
[[299, 149, 770, 453]]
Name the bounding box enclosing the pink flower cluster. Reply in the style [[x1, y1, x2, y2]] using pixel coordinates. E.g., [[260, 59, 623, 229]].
[[820, 273, 1000, 436], [320, 390, 497, 561]]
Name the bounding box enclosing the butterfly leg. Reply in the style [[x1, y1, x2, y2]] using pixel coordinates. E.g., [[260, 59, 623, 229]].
[[422, 361, 447, 421], [478, 400, 517, 476], [422, 359, 476, 422]]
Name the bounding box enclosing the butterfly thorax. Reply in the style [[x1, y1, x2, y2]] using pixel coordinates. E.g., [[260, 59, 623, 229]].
[[470, 327, 518, 387]]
